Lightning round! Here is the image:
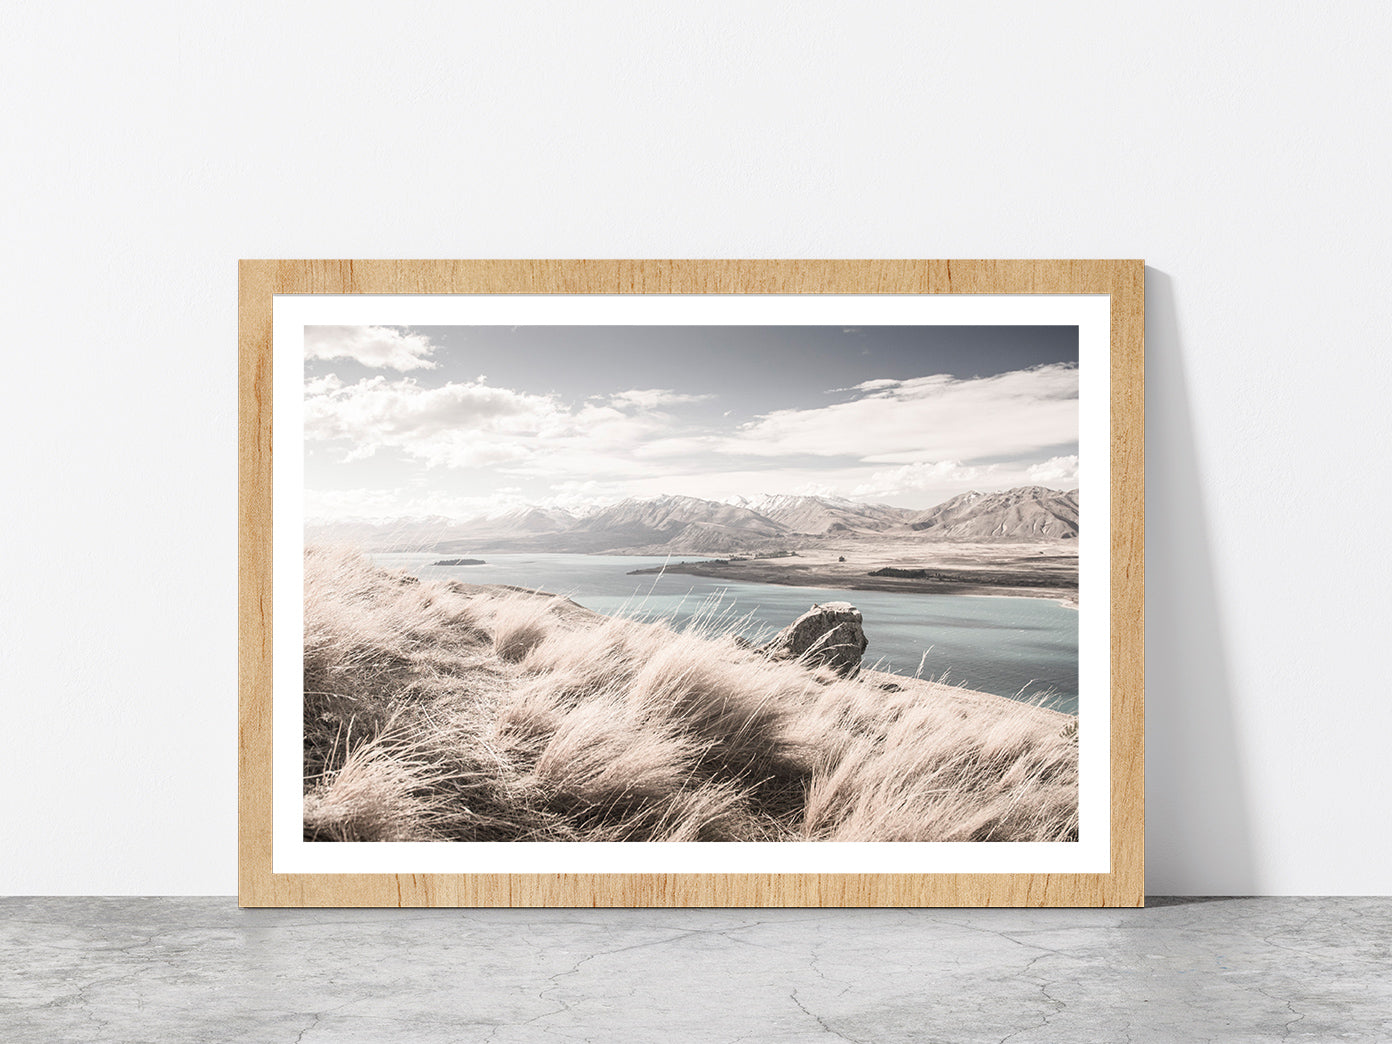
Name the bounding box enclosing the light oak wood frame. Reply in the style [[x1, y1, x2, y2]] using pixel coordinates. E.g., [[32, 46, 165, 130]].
[[239, 259, 1144, 907]]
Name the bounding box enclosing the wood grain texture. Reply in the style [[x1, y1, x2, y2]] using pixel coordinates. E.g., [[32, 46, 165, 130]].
[[238, 259, 1144, 907]]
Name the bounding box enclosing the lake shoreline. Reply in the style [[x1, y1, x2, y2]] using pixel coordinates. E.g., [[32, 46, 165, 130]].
[[370, 548, 1080, 709], [625, 559, 1079, 608]]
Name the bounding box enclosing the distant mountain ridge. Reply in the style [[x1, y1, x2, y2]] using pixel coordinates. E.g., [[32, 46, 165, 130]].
[[308, 486, 1079, 553], [738, 494, 913, 536], [906, 486, 1079, 541]]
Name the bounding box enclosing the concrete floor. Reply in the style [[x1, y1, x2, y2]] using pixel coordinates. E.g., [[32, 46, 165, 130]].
[[1, 897, 1388, 1042]]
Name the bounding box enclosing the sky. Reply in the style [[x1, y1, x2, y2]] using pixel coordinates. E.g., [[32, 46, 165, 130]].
[[304, 325, 1079, 521]]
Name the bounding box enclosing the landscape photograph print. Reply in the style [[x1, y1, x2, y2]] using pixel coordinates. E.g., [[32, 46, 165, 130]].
[[302, 323, 1084, 847]]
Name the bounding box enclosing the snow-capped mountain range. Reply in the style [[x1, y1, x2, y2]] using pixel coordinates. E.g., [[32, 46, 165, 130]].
[[308, 487, 1080, 554]]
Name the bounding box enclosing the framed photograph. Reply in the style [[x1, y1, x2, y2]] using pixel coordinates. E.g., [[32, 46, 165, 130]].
[[239, 260, 1143, 907]]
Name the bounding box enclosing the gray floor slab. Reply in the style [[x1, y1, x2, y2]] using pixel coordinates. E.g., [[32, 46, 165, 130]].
[[1, 897, 1389, 1042]]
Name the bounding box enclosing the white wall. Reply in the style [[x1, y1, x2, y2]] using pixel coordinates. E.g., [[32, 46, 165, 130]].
[[2, 2, 1387, 896]]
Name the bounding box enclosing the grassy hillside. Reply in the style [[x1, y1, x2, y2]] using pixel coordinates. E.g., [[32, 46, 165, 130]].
[[303, 546, 1078, 843]]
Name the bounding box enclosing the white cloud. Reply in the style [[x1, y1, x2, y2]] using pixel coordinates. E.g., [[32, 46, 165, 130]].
[[304, 374, 343, 396], [304, 481, 640, 523], [851, 460, 997, 498], [539, 480, 634, 512], [305, 326, 439, 371], [304, 486, 533, 523], [827, 377, 899, 394], [304, 375, 699, 476], [304, 375, 566, 468], [724, 364, 1078, 464], [302, 363, 1080, 515], [1027, 454, 1080, 484], [606, 388, 712, 410]]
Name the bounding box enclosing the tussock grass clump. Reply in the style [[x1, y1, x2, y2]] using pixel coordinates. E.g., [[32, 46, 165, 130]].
[[303, 729, 457, 842], [302, 546, 1078, 843]]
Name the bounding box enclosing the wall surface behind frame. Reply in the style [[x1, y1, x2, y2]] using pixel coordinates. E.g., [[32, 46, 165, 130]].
[[2, 2, 1388, 895]]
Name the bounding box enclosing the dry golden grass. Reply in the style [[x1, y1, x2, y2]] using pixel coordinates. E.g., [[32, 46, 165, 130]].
[[302, 546, 1078, 843]]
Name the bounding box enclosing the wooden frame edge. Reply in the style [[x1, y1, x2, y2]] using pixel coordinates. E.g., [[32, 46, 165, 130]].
[[238, 259, 1144, 907]]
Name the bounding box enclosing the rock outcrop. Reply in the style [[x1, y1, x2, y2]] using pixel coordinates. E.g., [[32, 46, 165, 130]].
[[761, 602, 868, 678]]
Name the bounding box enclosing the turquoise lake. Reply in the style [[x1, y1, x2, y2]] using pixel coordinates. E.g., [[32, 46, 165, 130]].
[[372, 552, 1080, 714]]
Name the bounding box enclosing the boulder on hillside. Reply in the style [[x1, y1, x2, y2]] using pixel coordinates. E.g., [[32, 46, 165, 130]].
[[761, 602, 868, 678]]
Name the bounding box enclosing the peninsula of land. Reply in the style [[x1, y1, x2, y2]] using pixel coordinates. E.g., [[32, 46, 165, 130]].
[[627, 542, 1079, 605]]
